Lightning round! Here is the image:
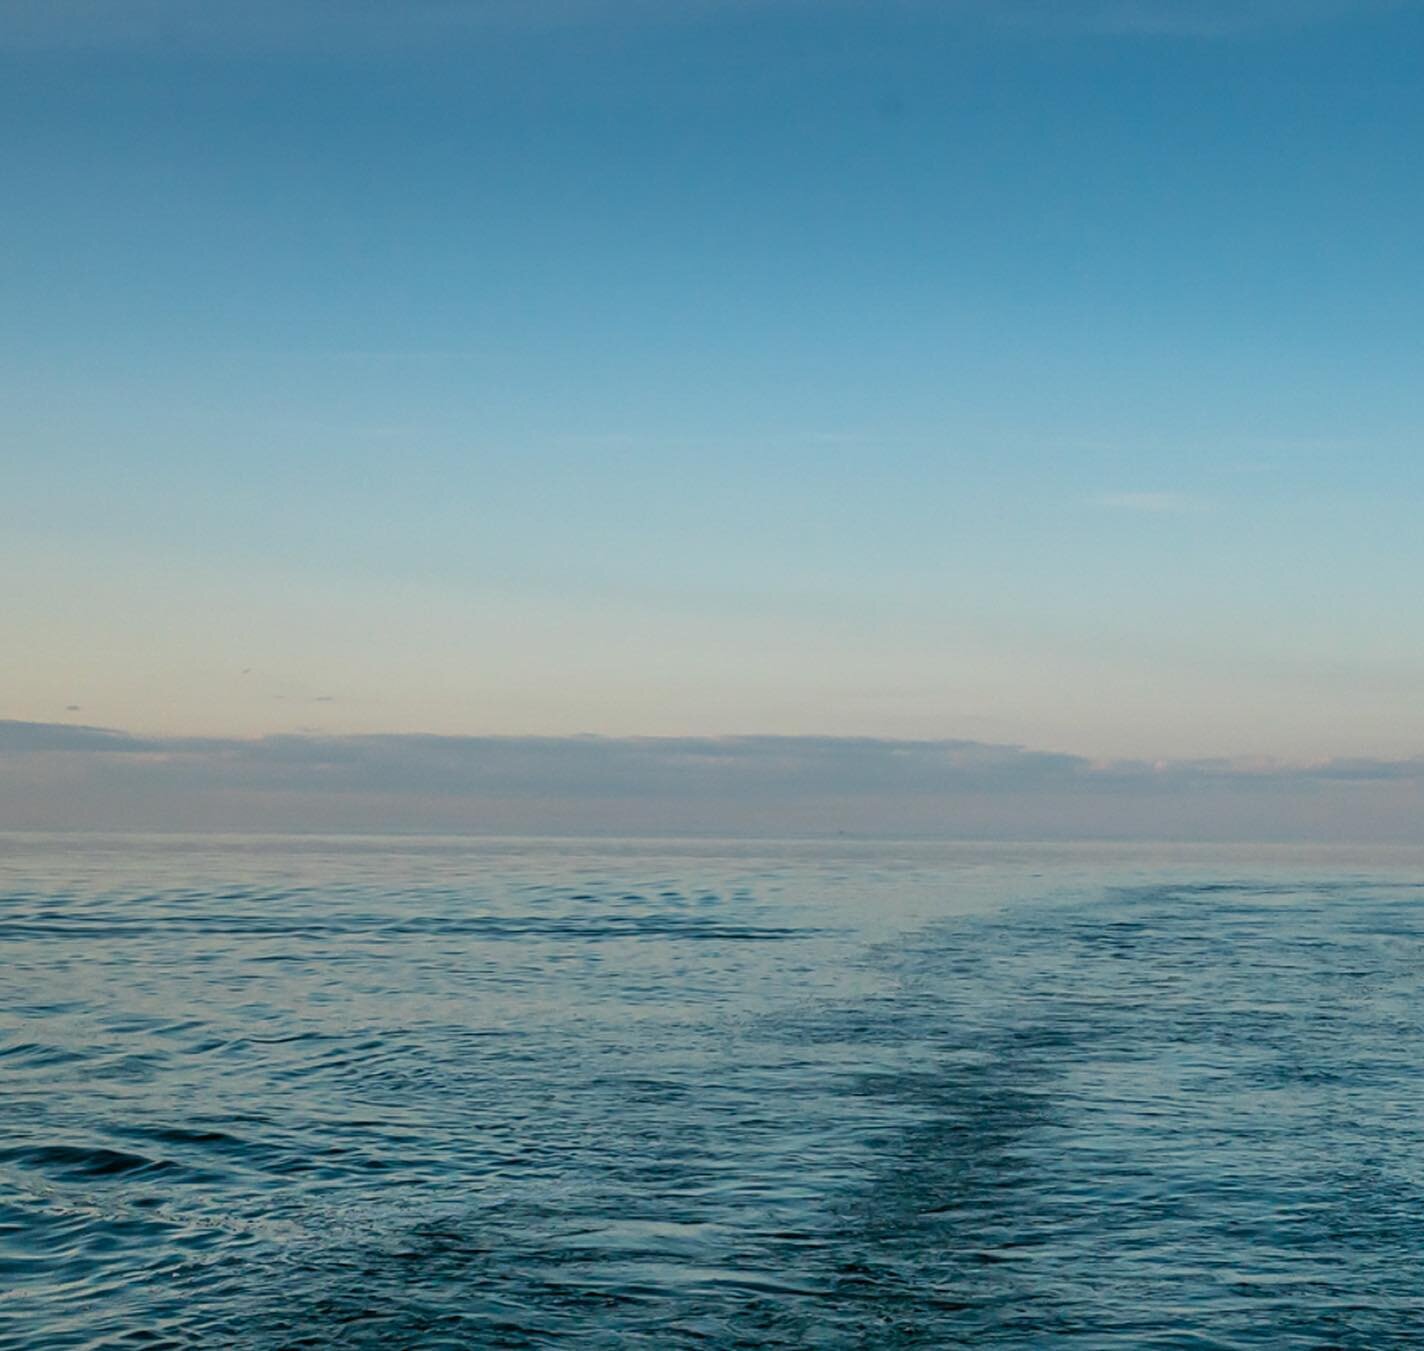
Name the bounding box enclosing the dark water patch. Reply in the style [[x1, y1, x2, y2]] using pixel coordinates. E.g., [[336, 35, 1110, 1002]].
[[0, 1144, 176, 1181], [0, 1040, 86, 1068]]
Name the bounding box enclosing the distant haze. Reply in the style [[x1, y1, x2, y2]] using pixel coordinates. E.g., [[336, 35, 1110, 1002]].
[[3, 721, 1421, 840]]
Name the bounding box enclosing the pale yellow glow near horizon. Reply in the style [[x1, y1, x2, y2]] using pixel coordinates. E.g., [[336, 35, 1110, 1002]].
[[9, 547, 1424, 764]]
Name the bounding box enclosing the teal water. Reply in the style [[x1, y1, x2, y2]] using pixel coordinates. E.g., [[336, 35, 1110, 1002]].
[[4, 835, 1424, 1347]]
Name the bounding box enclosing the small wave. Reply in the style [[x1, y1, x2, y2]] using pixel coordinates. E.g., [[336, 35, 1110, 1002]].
[[0, 1144, 173, 1181], [0, 1040, 86, 1068]]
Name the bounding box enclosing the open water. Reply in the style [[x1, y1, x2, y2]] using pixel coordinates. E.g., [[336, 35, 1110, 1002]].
[[4, 834, 1424, 1348]]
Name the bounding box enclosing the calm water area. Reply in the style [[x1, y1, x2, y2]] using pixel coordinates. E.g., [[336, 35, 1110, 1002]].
[[4, 834, 1424, 1347]]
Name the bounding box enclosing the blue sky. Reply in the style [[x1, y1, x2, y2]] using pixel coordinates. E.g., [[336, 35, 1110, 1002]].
[[5, 0, 1423, 783]]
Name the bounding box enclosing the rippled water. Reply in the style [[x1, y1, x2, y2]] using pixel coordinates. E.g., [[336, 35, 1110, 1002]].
[[5, 834, 1424, 1348]]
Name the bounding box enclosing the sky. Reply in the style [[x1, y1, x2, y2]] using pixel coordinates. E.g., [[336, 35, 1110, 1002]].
[[4, 1, 1423, 833]]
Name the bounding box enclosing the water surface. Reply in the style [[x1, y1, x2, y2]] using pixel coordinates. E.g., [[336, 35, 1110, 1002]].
[[4, 835, 1424, 1347]]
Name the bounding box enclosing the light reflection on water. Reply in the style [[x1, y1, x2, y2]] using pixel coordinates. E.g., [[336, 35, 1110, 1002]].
[[4, 835, 1424, 1347]]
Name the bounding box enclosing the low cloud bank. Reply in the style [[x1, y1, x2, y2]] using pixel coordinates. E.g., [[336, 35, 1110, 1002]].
[[3, 720, 1421, 839]]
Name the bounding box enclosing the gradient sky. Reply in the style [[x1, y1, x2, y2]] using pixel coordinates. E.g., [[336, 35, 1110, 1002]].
[[5, 0, 1423, 766]]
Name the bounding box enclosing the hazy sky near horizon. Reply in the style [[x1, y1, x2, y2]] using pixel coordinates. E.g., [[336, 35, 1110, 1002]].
[[5, 0, 1423, 763], [5, 720, 1424, 839]]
